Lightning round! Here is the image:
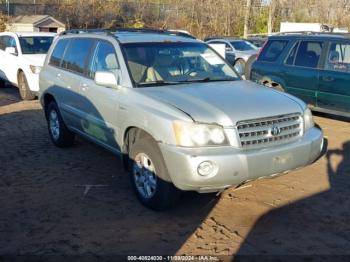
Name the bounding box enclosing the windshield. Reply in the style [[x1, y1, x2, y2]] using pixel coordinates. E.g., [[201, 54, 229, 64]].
[[122, 42, 239, 87], [230, 40, 257, 51], [19, 36, 53, 54]]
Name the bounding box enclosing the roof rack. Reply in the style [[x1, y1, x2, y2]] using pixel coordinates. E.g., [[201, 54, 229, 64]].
[[114, 28, 196, 39], [59, 28, 115, 36], [59, 27, 196, 39], [275, 31, 350, 37]]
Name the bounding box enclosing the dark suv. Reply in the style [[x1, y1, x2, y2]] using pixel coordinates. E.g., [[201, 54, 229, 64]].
[[251, 33, 350, 118]]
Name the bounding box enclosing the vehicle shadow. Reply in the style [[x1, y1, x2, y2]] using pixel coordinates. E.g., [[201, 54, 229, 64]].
[[0, 85, 21, 107], [235, 139, 350, 259], [0, 86, 218, 258]]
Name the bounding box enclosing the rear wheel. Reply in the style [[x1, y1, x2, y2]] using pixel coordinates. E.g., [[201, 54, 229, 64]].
[[244, 54, 257, 80], [18, 71, 36, 100], [129, 136, 180, 210], [234, 58, 246, 76], [46, 101, 75, 148]]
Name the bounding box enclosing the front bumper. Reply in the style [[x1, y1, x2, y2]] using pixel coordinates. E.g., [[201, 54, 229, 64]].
[[159, 127, 324, 192], [25, 72, 39, 92]]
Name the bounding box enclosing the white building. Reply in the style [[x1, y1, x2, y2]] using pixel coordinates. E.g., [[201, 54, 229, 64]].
[[280, 22, 348, 33], [7, 15, 65, 33]]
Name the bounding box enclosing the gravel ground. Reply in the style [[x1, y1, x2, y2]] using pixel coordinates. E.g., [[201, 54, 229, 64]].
[[0, 86, 349, 260]]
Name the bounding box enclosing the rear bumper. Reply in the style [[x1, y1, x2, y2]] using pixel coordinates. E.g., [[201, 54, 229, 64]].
[[159, 127, 324, 192]]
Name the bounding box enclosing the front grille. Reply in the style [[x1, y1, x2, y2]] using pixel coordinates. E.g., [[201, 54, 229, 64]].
[[237, 113, 303, 149]]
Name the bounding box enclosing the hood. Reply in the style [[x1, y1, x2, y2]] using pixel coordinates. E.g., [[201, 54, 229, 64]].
[[139, 81, 305, 126], [22, 54, 47, 66]]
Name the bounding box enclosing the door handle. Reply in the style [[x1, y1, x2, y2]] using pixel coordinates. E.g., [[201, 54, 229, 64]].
[[322, 76, 334, 82]]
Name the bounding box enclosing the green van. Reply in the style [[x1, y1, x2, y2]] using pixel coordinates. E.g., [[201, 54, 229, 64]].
[[251, 32, 350, 118]]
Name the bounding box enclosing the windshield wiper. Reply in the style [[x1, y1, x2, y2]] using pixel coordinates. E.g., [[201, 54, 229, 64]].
[[137, 80, 184, 87], [180, 77, 237, 83]]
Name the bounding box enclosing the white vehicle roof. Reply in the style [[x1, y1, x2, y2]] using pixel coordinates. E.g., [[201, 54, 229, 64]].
[[0, 32, 56, 37]]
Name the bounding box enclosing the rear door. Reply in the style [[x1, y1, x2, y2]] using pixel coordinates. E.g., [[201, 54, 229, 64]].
[[282, 40, 324, 106], [318, 40, 350, 114], [0, 35, 20, 84], [0, 35, 6, 80], [56, 38, 95, 131]]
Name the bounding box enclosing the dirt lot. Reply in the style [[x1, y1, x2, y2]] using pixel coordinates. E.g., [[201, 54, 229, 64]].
[[0, 86, 350, 259]]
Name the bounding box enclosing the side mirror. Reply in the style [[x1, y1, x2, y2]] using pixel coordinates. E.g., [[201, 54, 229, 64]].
[[5, 47, 17, 56], [225, 47, 233, 52], [94, 71, 121, 89]]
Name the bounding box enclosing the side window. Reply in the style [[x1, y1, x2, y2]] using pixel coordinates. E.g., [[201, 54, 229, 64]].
[[325, 42, 350, 73], [49, 39, 69, 67], [285, 42, 299, 65], [225, 43, 233, 52], [258, 40, 288, 62], [62, 38, 94, 74], [88, 41, 119, 79], [294, 41, 323, 68], [0, 36, 17, 52], [8, 37, 17, 49]]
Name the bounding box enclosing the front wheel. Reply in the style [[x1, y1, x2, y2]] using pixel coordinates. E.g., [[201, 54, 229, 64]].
[[46, 101, 75, 148], [129, 137, 180, 210], [18, 71, 36, 100]]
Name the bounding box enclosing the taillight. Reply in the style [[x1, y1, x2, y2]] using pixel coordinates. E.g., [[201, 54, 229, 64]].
[[256, 40, 268, 60]]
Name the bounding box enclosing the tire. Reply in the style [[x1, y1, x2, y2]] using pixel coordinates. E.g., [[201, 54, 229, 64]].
[[244, 54, 257, 80], [46, 101, 75, 148], [18, 71, 36, 100], [234, 58, 246, 76], [128, 137, 180, 210]]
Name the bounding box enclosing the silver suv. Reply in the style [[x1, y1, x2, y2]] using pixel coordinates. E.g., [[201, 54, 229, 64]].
[[39, 29, 324, 210]]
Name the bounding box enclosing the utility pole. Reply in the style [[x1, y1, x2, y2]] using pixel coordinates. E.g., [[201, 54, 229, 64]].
[[6, 0, 10, 18], [243, 0, 252, 38]]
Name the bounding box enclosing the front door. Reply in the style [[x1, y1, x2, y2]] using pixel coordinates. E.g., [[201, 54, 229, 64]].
[[318, 41, 350, 114], [79, 40, 121, 152]]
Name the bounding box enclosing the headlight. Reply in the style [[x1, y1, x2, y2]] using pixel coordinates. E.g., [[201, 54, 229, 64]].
[[173, 121, 229, 147], [304, 108, 314, 132], [30, 65, 42, 74]]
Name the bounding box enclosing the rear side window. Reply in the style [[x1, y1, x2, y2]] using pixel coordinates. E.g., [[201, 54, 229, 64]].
[[49, 39, 69, 67], [285, 42, 299, 65], [325, 42, 350, 73], [61, 38, 94, 74], [294, 41, 323, 68], [258, 40, 288, 62]]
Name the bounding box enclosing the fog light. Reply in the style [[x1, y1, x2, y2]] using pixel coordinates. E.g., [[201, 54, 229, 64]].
[[197, 161, 218, 176]]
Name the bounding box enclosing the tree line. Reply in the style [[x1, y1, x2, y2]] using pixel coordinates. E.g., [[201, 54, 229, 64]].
[[1, 0, 350, 38]]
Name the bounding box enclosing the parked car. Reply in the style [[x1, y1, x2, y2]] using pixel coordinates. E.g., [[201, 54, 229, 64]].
[[251, 32, 350, 118], [205, 37, 259, 75], [246, 37, 267, 48], [39, 29, 324, 210], [0, 32, 55, 100]]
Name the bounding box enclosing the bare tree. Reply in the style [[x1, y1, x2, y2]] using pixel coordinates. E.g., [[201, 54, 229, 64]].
[[243, 0, 252, 38]]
